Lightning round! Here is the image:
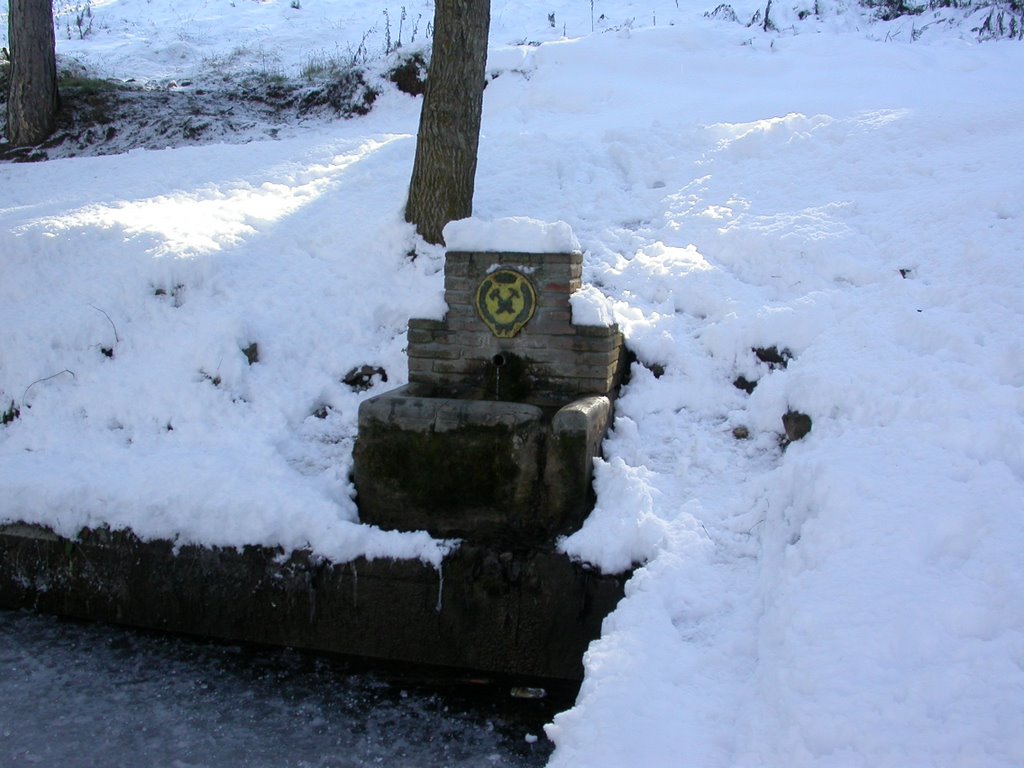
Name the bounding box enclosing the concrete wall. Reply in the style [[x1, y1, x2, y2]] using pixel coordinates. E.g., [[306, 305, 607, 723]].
[[0, 523, 627, 681]]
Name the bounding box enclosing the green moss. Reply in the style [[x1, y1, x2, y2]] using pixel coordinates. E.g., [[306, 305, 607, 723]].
[[362, 423, 528, 512], [353, 393, 605, 545], [484, 352, 532, 402], [544, 430, 592, 528], [58, 74, 127, 96]]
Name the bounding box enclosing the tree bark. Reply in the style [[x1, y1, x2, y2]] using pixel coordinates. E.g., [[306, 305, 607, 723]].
[[6, 0, 60, 146], [404, 0, 490, 245]]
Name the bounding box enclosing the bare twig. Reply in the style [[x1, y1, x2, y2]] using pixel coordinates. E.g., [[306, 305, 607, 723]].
[[90, 304, 121, 344], [23, 369, 76, 405]]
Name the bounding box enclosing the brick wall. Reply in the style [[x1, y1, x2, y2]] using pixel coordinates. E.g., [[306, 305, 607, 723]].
[[407, 250, 625, 405]]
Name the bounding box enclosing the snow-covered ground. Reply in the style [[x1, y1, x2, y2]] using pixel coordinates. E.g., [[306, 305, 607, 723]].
[[2, 1, 1023, 765]]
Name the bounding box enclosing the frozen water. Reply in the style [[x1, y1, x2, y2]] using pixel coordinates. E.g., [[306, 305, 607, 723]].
[[0, 610, 554, 768]]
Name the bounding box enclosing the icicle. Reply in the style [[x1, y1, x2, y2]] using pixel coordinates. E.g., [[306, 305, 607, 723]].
[[435, 562, 444, 614], [307, 571, 316, 624], [351, 562, 358, 607]]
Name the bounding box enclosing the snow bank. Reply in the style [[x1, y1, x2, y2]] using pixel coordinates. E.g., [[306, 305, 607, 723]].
[[0, 132, 451, 566]]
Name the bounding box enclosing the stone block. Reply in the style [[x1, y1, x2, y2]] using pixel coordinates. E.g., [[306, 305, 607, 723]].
[[354, 387, 615, 545], [407, 344, 463, 360], [572, 334, 620, 353], [407, 356, 433, 376], [409, 318, 446, 331], [577, 325, 620, 339], [355, 387, 552, 543], [543, 396, 612, 532]]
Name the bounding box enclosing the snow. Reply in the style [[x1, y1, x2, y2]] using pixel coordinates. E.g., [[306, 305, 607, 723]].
[[569, 283, 616, 327], [2, 1, 1024, 766], [442, 216, 581, 253]]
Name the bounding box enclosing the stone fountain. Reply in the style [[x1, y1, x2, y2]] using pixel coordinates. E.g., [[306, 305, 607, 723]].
[[354, 219, 626, 547]]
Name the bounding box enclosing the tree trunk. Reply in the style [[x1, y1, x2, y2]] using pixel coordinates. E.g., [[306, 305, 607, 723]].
[[6, 0, 60, 146], [405, 0, 490, 245]]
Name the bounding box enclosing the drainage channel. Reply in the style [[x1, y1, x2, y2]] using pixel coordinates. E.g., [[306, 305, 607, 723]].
[[0, 610, 563, 767]]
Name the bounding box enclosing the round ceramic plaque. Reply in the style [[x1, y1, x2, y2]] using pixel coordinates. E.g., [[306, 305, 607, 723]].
[[476, 269, 537, 338]]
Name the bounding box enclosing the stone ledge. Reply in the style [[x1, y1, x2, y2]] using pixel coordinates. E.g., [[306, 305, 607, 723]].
[[552, 395, 612, 438], [0, 523, 627, 681]]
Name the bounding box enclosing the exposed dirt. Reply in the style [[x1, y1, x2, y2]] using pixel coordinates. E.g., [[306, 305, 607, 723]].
[[0, 66, 380, 162]]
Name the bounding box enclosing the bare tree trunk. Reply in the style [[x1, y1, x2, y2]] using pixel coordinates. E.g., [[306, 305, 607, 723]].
[[6, 0, 60, 146], [404, 0, 490, 246]]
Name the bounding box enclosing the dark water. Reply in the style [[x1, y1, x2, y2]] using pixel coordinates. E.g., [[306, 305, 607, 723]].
[[0, 610, 563, 767]]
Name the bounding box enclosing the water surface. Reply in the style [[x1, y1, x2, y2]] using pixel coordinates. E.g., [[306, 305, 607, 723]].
[[0, 610, 560, 767]]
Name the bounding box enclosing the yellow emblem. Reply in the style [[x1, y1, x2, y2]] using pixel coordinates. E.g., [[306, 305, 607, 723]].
[[476, 269, 537, 338]]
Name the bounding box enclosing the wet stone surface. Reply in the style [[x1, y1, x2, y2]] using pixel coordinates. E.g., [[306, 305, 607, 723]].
[[0, 610, 559, 767]]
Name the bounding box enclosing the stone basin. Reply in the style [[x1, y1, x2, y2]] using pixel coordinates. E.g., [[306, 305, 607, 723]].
[[353, 385, 611, 546]]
